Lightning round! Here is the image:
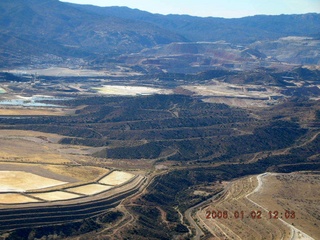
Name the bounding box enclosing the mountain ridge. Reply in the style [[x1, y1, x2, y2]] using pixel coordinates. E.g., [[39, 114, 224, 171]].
[[1, 0, 320, 67], [68, 3, 320, 42]]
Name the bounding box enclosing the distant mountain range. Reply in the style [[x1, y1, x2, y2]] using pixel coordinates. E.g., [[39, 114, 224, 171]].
[[1, 0, 320, 67]]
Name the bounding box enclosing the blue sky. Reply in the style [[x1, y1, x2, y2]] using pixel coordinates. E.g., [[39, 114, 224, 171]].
[[60, 0, 320, 18]]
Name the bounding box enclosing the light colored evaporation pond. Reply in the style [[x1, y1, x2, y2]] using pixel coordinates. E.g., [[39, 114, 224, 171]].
[[9, 67, 110, 77], [0, 95, 72, 108], [30, 191, 81, 201], [67, 183, 113, 195], [0, 171, 68, 192], [0, 193, 40, 204], [99, 171, 135, 186], [94, 85, 173, 96]]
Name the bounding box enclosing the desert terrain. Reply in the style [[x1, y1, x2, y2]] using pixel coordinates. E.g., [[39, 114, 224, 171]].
[[193, 172, 320, 240], [0, 70, 319, 238], [0, 1, 319, 238], [0, 127, 146, 235]]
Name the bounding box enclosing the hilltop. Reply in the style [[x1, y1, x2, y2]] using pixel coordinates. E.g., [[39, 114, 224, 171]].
[[1, 0, 320, 67]]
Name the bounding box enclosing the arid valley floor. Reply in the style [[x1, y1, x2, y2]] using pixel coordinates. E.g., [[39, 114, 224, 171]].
[[0, 65, 319, 239]]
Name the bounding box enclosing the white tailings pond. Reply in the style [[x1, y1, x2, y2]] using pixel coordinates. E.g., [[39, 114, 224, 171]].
[[94, 85, 173, 96]]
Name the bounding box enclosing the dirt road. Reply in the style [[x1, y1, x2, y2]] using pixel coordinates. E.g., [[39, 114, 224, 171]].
[[246, 173, 315, 240]]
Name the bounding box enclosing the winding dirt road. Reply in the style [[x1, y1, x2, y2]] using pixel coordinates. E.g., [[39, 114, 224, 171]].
[[246, 173, 315, 240]]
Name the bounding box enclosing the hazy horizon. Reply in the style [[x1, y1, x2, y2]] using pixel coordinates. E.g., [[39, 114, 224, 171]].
[[60, 0, 320, 18]]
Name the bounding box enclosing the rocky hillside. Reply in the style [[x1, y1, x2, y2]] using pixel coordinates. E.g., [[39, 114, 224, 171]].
[[1, 0, 320, 67]]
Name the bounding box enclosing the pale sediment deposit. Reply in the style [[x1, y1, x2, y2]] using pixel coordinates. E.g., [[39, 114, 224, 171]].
[[67, 183, 112, 195], [94, 85, 173, 96], [0, 171, 68, 192], [0, 193, 40, 204], [99, 171, 135, 185], [30, 191, 81, 201]]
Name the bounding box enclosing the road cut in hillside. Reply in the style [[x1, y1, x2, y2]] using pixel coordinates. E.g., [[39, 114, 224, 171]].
[[193, 172, 319, 240]]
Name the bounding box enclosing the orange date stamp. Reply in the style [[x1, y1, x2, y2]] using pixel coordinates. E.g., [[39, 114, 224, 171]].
[[205, 210, 296, 220]]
